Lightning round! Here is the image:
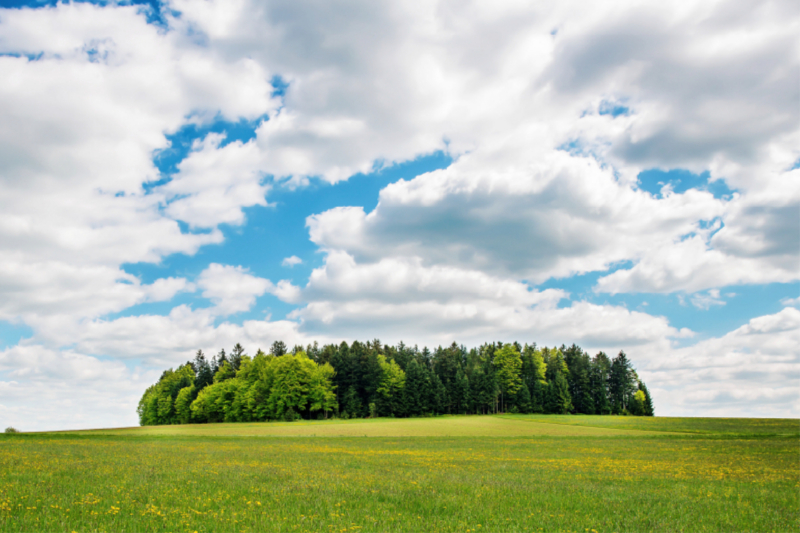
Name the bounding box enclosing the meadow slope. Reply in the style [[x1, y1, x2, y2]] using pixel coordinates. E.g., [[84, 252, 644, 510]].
[[66, 415, 680, 438], [1, 416, 797, 532]]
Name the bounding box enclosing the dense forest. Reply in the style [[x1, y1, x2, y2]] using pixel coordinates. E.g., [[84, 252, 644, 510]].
[[138, 340, 654, 426]]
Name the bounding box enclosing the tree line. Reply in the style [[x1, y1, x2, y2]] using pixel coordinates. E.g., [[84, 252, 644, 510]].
[[137, 340, 654, 425]]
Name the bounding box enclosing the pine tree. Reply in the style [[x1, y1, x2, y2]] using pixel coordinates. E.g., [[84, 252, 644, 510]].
[[270, 340, 287, 357], [544, 380, 556, 414], [341, 386, 361, 419], [214, 349, 228, 378], [552, 372, 573, 414], [591, 352, 611, 414], [564, 344, 593, 414], [230, 343, 245, 371], [306, 341, 321, 363], [609, 351, 632, 414], [511, 382, 532, 413], [477, 350, 498, 414], [529, 377, 544, 413], [436, 342, 465, 413], [454, 366, 470, 414], [430, 373, 447, 414], [193, 350, 214, 392], [402, 359, 428, 416], [639, 381, 655, 416], [361, 349, 384, 409]]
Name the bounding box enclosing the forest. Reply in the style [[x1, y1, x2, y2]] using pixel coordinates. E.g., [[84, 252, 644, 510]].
[[137, 340, 654, 425]]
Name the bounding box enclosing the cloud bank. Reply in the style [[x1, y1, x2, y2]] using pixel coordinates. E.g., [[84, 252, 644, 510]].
[[0, 0, 797, 429]]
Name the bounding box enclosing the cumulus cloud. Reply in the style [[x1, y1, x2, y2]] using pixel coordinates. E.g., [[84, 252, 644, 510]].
[[0, 258, 194, 331], [690, 289, 726, 311], [596, 169, 800, 294], [307, 150, 730, 285], [780, 296, 800, 307], [163, 133, 273, 229], [307, 150, 797, 294], [281, 251, 689, 350], [165, 0, 799, 184], [176, 0, 798, 294], [197, 263, 273, 315], [643, 307, 800, 417], [2, 0, 792, 332], [0, 344, 150, 431], [0, 1, 277, 332], [282, 255, 303, 267], [72, 304, 313, 363], [0, 0, 798, 428]]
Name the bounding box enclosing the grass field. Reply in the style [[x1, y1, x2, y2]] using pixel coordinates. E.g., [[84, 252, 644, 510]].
[[66, 415, 680, 438], [1, 416, 797, 532]]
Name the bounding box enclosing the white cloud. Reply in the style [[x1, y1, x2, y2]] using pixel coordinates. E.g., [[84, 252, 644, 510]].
[[0, 0, 797, 428], [596, 168, 800, 293], [71, 304, 312, 363], [690, 289, 726, 310], [1, 0, 792, 332], [0, 258, 194, 329], [307, 148, 797, 294], [0, 1, 277, 332], [0, 344, 150, 431], [282, 251, 688, 349], [643, 307, 800, 417], [175, 0, 798, 293], [780, 296, 800, 307], [197, 263, 273, 315], [162, 133, 273, 229], [144, 277, 195, 303], [307, 150, 733, 286], [282, 255, 303, 267]]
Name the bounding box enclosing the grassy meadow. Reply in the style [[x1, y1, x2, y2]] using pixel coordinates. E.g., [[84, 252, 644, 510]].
[[1, 416, 797, 532]]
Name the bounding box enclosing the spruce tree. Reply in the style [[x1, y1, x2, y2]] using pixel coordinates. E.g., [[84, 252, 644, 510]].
[[341, 385, 361, 419], [530, 377, 544, 413], [431, 373, 447, 414], [230, 343, 245, 371], [552, 372, 573, 414], [454, 366, 470, 414], [402, 359, 427, 416], [544, 380, 556, 414], [193, 350, 214, 392], [591, 352, 611, 414], [609, 351, 632, 414], [270, 340, 287, 356], [214, 349, 228, 377], [640, 381, 655, 416], [511, 382, 532, 413]]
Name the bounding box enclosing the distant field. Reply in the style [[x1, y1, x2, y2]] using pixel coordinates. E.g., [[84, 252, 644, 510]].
[[1, 416, 797, 532], [68, 415, 677, 437], [505, 414, 800, 436]]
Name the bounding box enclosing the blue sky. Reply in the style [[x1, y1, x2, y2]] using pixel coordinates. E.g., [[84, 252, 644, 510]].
[[0, 0, 797, 429]]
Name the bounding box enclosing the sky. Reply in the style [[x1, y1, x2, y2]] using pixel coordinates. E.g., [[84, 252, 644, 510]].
[[0, 0, 798, 430]]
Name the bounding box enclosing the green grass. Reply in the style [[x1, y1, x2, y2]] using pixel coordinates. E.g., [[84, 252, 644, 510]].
[[1, 416, 797, 532], [65, 415, 675, 438], [503, 414, 800, 436]]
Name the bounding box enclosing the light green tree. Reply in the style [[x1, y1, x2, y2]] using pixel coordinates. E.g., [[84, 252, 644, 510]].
[[494, 344, 523, 412], [214, 361, 236, 383], [137, 364, 195, 425], [308, 362, 338, 418], [375, 354, 406, 416], [174, 385, 195, 424], [630, 389, 647, 416]]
